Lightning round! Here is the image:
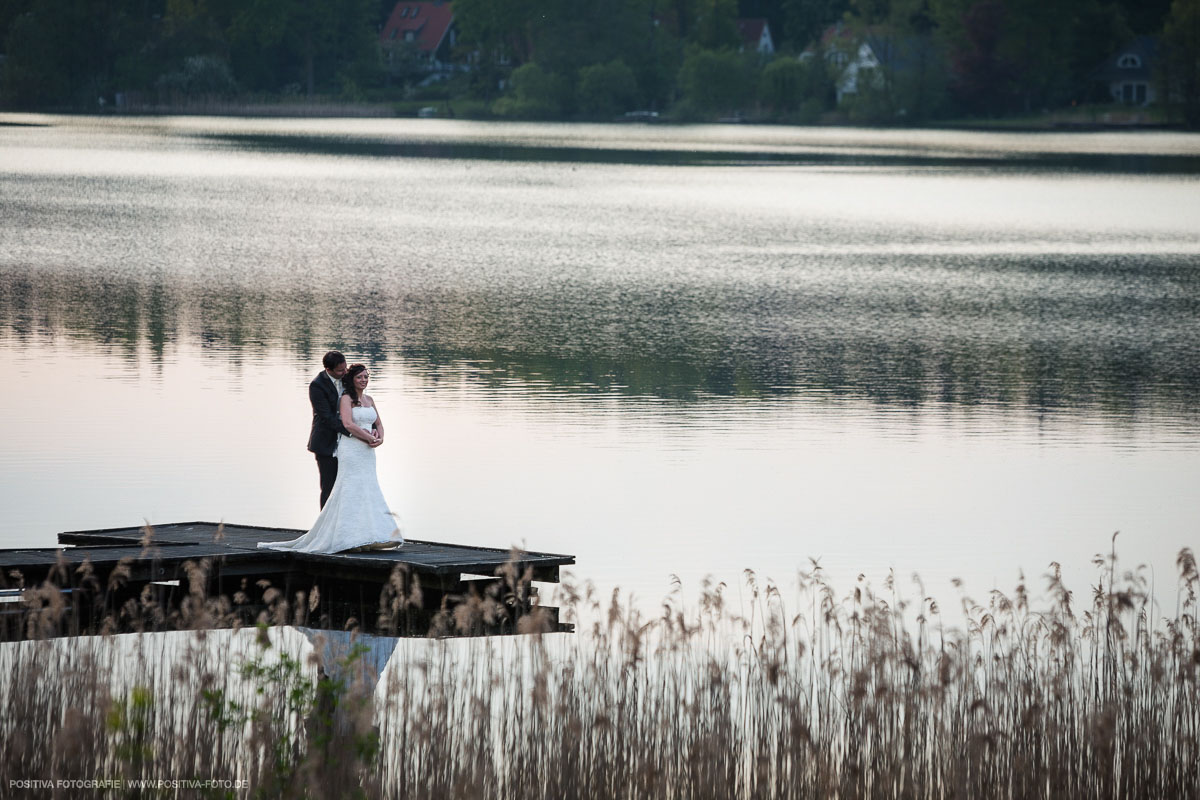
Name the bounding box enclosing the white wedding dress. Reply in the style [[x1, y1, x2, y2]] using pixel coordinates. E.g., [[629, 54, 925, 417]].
[[259, 406, 404, 553]]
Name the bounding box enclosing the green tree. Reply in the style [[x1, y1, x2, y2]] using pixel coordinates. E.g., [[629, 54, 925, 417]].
[[155, 53, 238, 99], [578, 59, 639, 117], [783, 0, 851, 51], [690, 0, 740, 48], [453, 0, 539, 65], [759, 57, 805, 110], [836, 0, 948, 121], [1006, 0, 1082, 109], [492, 61, 570, 118], [1, 0, 149, 108], [1163, 0, 1200, 126], [227, 0, 377, 95], [935, 0, 1130, 113], [635, 12, 686, 109], [0, 0, 34, 38], [759, 54, 835, 117], [455, 0, 681, 111], [243, 0, 332, 96], [2, 9, 68, 106], [328, 0, 383, 94], [675, 47, 754, 117], [1117, 0, 1172, 34], [161, 0, 229, 56], [739, 0, 789, 48], [944, 0, 1016, 113]]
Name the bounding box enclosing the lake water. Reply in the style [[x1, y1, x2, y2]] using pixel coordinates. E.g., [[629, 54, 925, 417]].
[[1, 114, 1198, 615]]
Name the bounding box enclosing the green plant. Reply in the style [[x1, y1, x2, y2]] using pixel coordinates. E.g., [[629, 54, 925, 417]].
[[492, 62, 571, 119], [577, 60, 638, 118]]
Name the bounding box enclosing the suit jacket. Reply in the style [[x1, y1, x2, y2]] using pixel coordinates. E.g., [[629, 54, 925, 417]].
[[307, 372, 351, 456]]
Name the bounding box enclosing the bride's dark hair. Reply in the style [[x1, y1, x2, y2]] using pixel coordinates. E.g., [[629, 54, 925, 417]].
[[342, 363, 368, 406]]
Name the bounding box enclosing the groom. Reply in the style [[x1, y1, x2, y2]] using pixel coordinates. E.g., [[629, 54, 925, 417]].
[[309, 351, 353, 508]]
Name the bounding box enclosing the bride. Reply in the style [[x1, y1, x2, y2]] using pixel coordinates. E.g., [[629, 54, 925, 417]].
[[260, 364, 404, 553]]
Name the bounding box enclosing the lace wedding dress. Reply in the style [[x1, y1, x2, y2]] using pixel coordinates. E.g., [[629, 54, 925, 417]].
[[260, 405, 404, 553]]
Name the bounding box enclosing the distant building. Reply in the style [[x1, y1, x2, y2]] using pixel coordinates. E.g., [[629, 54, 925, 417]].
[[380, 1, 458, 78], [807, 25, 881, 103], [1093, 37, 1158, 106], [737, 18, 775, 56], [810, 25, 934, 106]]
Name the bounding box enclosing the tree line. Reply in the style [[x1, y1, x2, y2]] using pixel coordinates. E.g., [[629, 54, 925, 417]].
[[1, 0, 1197, 125], [0, 0, 387, 106]]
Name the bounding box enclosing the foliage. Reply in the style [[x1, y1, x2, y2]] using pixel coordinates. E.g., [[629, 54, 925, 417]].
[[947, 0, 1017, 114], [0, 0, 383, 107], [676, 47, 755, 117], [492, 62, 570, 118], [0, 548, 1197, 798], [1163, 0, 1200, 126], [1, 10, 67, 107], [155, 55, 239, 99], [782, 0, 852, 53], [689, 0, 741, 49], [226, 0, 381, 96], [0, 0, 1185, 119], [462, 0, 678, 112], [936, 0, 1130, 113], [1, 0, 139, 108], [1002, 0, 1082, 109], [577, 59, 639, 118], [198, 625, 381, 798], [107, 685, 155, 773], [759, 56, 835, 115], [451, 0, 537, 65], [759, 57, 805, 111], [1067, 1, 1133, 101]]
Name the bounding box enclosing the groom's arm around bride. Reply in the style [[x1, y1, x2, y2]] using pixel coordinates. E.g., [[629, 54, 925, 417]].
[[309, 351, 353, 508]]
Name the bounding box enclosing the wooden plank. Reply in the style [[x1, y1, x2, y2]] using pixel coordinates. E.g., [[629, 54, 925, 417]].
[[56, 523, 575, 572], [0, 522, 576, 596], [6, 548, 571, 580]]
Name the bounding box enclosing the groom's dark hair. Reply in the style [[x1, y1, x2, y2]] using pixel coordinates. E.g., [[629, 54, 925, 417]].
[[322, 351, 346, 371]]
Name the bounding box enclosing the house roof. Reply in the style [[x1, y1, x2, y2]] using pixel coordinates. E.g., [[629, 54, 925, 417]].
[[818, 23, 855, 50], [381, 1, 454, 54], [737, 18, 767, 46], [1092, 36, 1158, 83], [811, 24, 929, 70], [863, 34, 918, 71]]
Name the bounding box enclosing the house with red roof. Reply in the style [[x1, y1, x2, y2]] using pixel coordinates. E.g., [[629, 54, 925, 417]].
[[380, 1, 458, 74], [737, 18, 775, 56]]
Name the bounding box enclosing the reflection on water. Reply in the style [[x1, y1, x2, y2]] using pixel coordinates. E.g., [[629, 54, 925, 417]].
[[2, 255, 1198, 415], [1, 115, 1198, 606], [3, 117, 1199, 415], [203, 131, 1200, 172]]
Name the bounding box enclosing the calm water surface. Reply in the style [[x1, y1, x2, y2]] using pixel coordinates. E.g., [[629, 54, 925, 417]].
[[2, 114, 1198, 612]]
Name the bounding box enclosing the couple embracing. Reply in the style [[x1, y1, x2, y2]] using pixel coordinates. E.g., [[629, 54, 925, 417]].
[[259, 351, 404, 553]]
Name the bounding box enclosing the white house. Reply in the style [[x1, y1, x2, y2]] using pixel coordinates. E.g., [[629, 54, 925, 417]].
[[1093, 37, 1158, 106]]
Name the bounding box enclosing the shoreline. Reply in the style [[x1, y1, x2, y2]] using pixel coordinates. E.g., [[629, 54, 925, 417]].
[[3, 99, 1182, 132]]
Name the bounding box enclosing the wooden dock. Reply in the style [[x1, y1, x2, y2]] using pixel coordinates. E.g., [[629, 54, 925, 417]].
[[0, 522, 575, 641]]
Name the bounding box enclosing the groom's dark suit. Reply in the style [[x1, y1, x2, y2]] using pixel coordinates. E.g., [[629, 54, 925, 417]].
[[309, 371, 352, 508]]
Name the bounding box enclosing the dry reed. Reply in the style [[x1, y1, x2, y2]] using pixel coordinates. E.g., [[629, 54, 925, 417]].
[[0, 540, 1196, 799]]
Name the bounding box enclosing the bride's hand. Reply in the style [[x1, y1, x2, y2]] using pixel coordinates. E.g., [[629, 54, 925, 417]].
[[369, 435, 383, 448]]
